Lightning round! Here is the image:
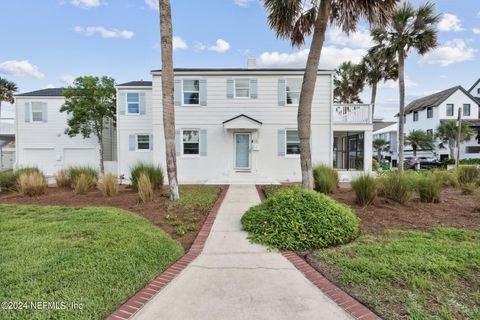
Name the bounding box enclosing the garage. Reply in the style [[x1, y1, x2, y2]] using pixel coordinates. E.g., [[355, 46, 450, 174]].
[[63, 148, 99, 169], [22, 148, 56, 176]]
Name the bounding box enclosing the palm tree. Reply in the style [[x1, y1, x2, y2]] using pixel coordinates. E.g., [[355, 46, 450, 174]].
[[361, 47, 398, 118], [263, 0, 397, 189], [333, 61, 364, 103], [159, 0, 179, 201], [373, 138, 390, 162], [405, 129, 433, 157], [0, 77, 18, 118], [371, 2, 440, 172], [435, 120, 474, 161]]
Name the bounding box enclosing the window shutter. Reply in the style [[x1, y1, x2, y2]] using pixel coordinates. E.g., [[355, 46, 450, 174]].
[[118, 92, 126, 115], [277, 129, 286, 156], [174, 79, 182, 106], [278, 79, 286, 106], [129, 134, 136, 151], [226, 79, 234, 98], [149, 134, 153, 150], [200, 129, 207, 156], [139, 92, 146, 115], [175, 130, 181, 156], [42, 103, 48, 122], [199, 80, 207, 106], [24, 102, 30, 122], [250, 79, 258, 99]]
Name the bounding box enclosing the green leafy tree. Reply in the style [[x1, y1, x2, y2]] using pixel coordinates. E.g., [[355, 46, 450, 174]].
[[373, 138, 390, 162], [263, 0, 397, 189], [371, 2, 440, 172], [334, 61, 364, 103], [60, 76, 116, 173], [405, 129, 433, 157], [435, 120, 474, 160], [0, 77, 18, 118]]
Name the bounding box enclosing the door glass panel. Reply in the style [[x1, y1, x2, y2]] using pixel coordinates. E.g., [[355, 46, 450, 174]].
[[235, 134, 250, 169]]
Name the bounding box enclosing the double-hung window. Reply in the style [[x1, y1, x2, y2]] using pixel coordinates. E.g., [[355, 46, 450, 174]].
[[286, 130, 300, 155], [183, 80, 200, 105], [127, 93, 140, 114], [426, 129, 433, 136], [183, 130, 199, 155], [427, 107, 433, 118], [413, 111, 419, 121], [463, 104, 471, 116], [31, 102, 44, 122], [286, 79, 302, 106], [137, 135, 150, 150], [446, 104, 454, 116], [234, 79, 250, 98]]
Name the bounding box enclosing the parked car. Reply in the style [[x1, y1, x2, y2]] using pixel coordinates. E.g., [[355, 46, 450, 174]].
[[404, 157, 442, 170]]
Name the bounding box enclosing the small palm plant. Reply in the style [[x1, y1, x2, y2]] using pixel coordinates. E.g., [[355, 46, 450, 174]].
[[435, 120, 475, 160], [373, 138, 390, 162], [405, 130, 434, 157], [0, 77, 18, 118]]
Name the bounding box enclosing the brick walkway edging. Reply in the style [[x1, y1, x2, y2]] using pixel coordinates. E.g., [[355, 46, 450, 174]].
[[107, 185, 230, 320], [255, 184, 382, 320]]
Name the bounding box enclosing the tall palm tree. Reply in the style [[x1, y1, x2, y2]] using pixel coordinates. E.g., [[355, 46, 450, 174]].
[[159, 0, 179, 201], [361, 47, 398, 118], [0, 77, 18, 118], [333, 61, 364, 103], [264, 0, 397, 189], [373, 138, 390, 162], [435, 120, 474, 160], [405, 129, 433, 157], [371, 2, 440, 172]]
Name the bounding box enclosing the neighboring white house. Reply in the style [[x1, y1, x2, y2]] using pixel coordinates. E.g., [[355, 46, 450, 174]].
[[373, 122, 398, 165]]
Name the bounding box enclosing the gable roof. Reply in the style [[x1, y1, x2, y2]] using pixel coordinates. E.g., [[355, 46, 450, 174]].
[[16, 88, 65, 97], [222, 114, 262, 125], [117, 80, 152, 87], [468, 78, 480, 92]]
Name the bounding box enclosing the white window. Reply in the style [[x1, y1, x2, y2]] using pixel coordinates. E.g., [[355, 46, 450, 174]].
[[136, 135, 150, 150], [31, 102, 44, 122], [183, 80, 200, 105], [427, 107, 433, 118], [234, 79, 250, 98], [127, 93, 140, 114], [463, 104, 471, 116], [286, 130, 300, 155], [182, 130, 199, 155], [446, 104, 454, 116], [413, 111, 419, 121], [286, 79, 302, 106]]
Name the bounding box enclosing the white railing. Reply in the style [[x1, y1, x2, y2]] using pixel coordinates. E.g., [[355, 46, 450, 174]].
[[0, 118, 15, 135], [333, 104, 372, 124]]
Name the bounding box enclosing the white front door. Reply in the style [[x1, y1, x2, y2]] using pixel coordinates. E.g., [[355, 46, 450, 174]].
[[235, 133, 251, 170]]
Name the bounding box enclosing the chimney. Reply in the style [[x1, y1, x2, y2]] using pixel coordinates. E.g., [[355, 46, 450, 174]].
[[247, 57, 257, 69]]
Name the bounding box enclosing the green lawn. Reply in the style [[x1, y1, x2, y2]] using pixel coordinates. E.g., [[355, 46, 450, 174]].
[[315, 228, 480, 320], [0, 205, 184, 320]]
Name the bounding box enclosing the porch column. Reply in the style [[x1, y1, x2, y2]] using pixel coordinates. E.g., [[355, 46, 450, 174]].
[[363, 130, 373, 172]]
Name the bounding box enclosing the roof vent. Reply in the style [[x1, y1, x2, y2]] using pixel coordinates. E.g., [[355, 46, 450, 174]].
[[247, 57, 256, 69]]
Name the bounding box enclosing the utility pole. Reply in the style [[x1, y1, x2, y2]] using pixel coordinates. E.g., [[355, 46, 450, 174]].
[[455, 107, 462, 169]]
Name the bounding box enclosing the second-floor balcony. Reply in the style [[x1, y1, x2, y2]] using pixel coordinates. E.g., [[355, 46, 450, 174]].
[[0, 118, 15, 135], [333, 104, 372, 124]]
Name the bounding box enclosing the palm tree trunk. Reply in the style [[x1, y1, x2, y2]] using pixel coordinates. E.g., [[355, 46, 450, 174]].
[[449, 139, 455, 160], [298, 0, 330, 190], [370, 82, 377, 119], [377, 149, 381, 162], [397, 50, 405, 173], [412, 145, 416, 157], [160, 0, 179, 201]]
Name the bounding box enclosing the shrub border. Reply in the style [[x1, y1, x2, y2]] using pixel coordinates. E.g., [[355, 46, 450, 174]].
[[106, 185, 229, 320], [255, 184, 382, 320]]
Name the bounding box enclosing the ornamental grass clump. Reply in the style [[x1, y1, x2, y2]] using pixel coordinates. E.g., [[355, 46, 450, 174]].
[[55, 169, 71, 188], [17, 171, 47, 197], [137, 173, 153, 203], [0, 171, 17, 192], [74, 174, 94, 195], [351, 174, 377, 205], [68, 166, 98, 188], [97, 172, 119, 197], [416, 174, 441, 203], [378, 171, 414, 204], [130, 163, 164, 191], [456, 165, 479, 184], [431, 169, 458, 187], [241, 186, 359, 250], [313, 164, 338, 194]]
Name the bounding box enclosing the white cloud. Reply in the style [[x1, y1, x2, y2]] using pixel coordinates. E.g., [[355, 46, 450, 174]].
[[74, 26, 134, 39], [328, 27, 373, 49], [71, 0, 101, 9], [438, 14, 464, 32], [144, 0, 158, 10], [418, 39, 476, 66], [0, 60, 45, 79], [60, 74, 76, 85], [234, 0, 254, 7], [473, 28, 480, 35], [377, 78, 417, 89], [208, 39, 231, 53], [195, 42, 207, 51], [173, 36, 188, 50]]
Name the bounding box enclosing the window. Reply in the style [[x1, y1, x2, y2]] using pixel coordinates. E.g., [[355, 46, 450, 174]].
[[127, 93, 140, 114], [136, 135, 150, 150], [234, 79, 250, 98], [426, 129, 433, 136], [463, 104, 471, 116], [286, 130, 300, 155], [183, 130, 199, 155], [427, 107, 433, 118], [183, 80, 200, 105], [413, 111, 419, 121], [31, 102, 44, 122], [478, 88, 480, 94], [403, 115, 406, 123], [286, 79, 302, 105], [446, 104, 454, 116]]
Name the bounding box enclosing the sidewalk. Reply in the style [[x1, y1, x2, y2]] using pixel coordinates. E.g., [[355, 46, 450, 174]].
[[132, 184, 352, 320]]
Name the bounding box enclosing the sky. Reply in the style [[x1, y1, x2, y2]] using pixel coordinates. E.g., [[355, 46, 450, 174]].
[[0, 0, 479, 120]]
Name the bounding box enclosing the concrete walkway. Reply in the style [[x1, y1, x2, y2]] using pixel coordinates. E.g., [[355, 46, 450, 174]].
[[132, 185, 352, 320]]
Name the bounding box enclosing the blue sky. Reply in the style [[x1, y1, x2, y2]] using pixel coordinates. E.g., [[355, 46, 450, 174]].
[[1, 0, 479, 120]]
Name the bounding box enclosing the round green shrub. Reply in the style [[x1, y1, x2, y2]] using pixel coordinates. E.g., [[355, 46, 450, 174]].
[[241, 187, 359, 250]]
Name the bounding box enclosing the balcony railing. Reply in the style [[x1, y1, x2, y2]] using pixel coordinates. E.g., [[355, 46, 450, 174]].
[[0, 118, 15, 135], [333, 104, 372, 124]]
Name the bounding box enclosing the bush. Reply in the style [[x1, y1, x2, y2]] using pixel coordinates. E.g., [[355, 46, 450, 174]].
[[130, 163, 164, 191], [460, 158, 480, 165], [55, 169, 71, 188], [416, 174, 441, 203], [68, 166, 98, 188], [74, 174, 94, 195], [137, 173, 153, 203], [241, 186, 359, 250], [15, 167, 40, 178], [261, 185, 292, 198], [372, 158, 380, 171], [0, 171, 17, 192], [431, 170, 458, 187], [378, 172, 414, 204], [352, 174, 377, 205], [456, 166, 479, 184], [461, 182, 477, 195], [313, 165, 338, 194], [17, 172, 47, 197], [97, 172, 119, 197]]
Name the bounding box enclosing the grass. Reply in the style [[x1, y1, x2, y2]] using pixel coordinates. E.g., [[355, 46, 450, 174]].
[[0, 204, 184, 320], [165, 185, 221, 213], [315, 228, 480, 320]]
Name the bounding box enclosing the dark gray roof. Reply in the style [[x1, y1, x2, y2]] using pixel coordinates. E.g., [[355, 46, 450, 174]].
[[468, 78, 480, 92], [404, 86, 478, 114], [117, 81, 152, 87], [151, 68, 332, 72], [16, 88, 65, 97]]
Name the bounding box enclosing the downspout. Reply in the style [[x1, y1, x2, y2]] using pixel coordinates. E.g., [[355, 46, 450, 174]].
[[329, 72, 333, 167]]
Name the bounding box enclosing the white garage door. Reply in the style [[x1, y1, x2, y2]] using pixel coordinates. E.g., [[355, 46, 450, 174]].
[[22, 148, 56, 176], [64, 148, 98, 169]]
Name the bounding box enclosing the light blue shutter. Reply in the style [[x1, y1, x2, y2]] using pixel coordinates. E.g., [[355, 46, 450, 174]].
[[175, 130, 181, 156], [149, 134, 153, 150], [199, 129, 207, 156], [139, 92, 146, 115], [226, 79, 234, 98], [24, 102, 30, 122], [250, 79, 258, 99], [174, 80, 181, 106], [118, 92, 126, 115], [42, 103, 48, 122], [129, 134, 136, 151], [277, 129, 286, 156], [199, 80, 207, 106], [278, 79, 286, 106]]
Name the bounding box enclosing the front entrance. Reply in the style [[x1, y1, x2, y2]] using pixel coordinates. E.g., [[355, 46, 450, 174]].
[[234, 133, 251, 170]]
